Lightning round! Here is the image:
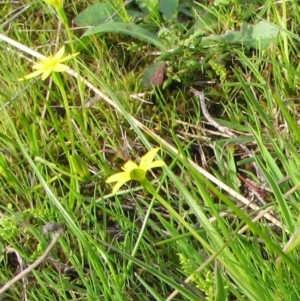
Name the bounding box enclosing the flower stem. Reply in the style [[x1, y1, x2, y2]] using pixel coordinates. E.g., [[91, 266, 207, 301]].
[[121, 197, 156, 287], [52, 73, 75, 153], [56, 7, 88, 128]]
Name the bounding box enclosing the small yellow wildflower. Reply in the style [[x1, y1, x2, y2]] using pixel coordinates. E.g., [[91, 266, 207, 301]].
[[19, 46, 79, 81], [106, 148, 165, 194], [44, 0, 63, 10]]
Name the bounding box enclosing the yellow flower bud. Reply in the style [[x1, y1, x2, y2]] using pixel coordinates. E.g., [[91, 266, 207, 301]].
[[43, 0, 63, 10]]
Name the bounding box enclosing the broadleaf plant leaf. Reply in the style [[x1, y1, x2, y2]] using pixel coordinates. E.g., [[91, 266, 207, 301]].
[[83, 22, 168, 51], [74, 3, 116, 26], [142, 61, 166, 88], [136, 0, 159, 16], [159, 0, 178, 20], [202, 21, 279, 49]]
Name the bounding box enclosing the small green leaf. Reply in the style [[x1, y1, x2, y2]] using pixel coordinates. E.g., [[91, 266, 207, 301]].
[[202, 21, 279, 49], [83, 22, 168, 51], [162, 78, 172, 89], [136, 0, 159, 16], [159, 0, 178, 20], [69, 154, 91, 181], [74, 3, 116, 26], [142, 61, 166, 88], [189, 12, 219, 37]]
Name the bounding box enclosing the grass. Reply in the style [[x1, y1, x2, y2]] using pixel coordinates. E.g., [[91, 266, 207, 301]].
[[1, 0, 300, 300]]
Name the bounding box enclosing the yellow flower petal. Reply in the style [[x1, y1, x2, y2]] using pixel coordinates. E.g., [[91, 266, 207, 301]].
[[41, 69, 52, 80], [112, 178, 130, 194], [147, 160, 165, 169], [18, 70, 43, 81], [52, 63, 70, 72], [139, 148, 160, 170], [53, 46, 65, 59], [32, 62, 45, 70], [106, 171, 130, 183], [59, 52, 80, 63], [122, 161, 139, 172]]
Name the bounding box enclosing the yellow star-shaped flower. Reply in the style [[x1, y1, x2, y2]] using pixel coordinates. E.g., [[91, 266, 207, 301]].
[[19, 46, 79, 81], [106, 148, 165, 194]]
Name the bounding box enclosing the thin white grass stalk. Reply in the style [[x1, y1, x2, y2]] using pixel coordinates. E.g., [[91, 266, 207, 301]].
[[0, 34, 286, 232], [237, 206, 276, 234], [0, 33, 45, 59], [0, 231, 62, 295]]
